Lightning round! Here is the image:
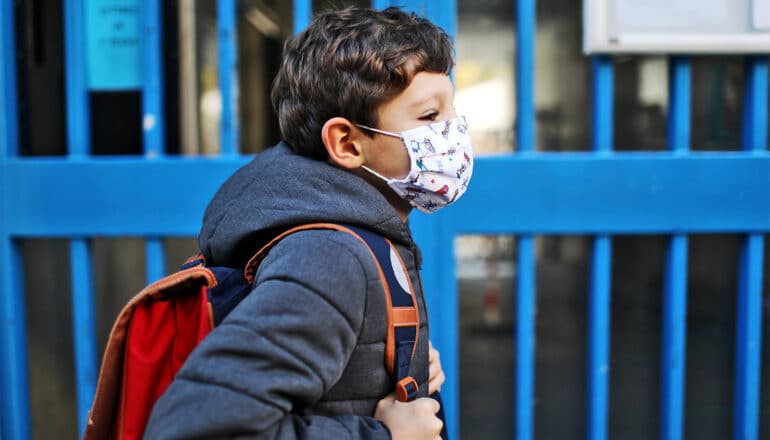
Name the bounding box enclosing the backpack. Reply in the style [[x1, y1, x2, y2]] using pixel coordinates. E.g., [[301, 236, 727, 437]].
[[83, 223, 422, 440]]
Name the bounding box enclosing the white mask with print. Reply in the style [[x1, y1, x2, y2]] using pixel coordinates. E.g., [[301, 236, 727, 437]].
[[357, 116, 473, 214]]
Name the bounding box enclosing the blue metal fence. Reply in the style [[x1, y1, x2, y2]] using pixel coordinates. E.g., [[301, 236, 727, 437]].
[[1, 1, 768, 439]]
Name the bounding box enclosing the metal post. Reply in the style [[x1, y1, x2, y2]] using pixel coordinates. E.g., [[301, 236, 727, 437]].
[[733, 56, 768, 440], [515, 1, 536, 439], [661, 56, 691, 440], [587, 55, 614, 440], [64, 0, 97, 435]]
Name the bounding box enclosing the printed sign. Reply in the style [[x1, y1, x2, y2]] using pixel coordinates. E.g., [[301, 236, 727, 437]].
[[584, 0, 770, 53], [755, 0, 770, 30], [86, 0, 141, 90]]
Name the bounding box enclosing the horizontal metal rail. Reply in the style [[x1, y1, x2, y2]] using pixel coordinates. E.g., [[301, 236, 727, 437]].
[[0, 153, 768, 238]]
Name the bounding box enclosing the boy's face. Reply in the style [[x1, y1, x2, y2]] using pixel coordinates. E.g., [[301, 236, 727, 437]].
[[362, 71, 456, 180]]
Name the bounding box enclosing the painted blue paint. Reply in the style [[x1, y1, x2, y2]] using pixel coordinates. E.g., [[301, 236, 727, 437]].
[[218, 0, 239, 155], [71, 240, 97, 438], [668, 58, 691, 155], [516, 237, 536, 440], [661, 56, 691, 440], [140, 0, 164, 156], [587, 55, 614, 440], [146, 239, 166, 283], [0, 0, 18, 158], [293, 0, 312, 34], [733, 56, 768, 440], [67, 1, 99, 432], [734, 235, 764, 440], [587, 237, 611, 440], [0, 2, 29, 439], [741, 57, 768, 152], [448, 153, 770, 235], [3, 153, 770, 238], [66, 0, 92, 156], [140, 0, 167, 288], [410, 215, 459, 440], [514, 3, 536, 437], [516, 0, 536, 153], [86, 0, 141, 90], [0, 240, 29, 440], [372, 0, 392, 10], [394, 1, 457, 40], [591, 57, 613, 153], [661, 235, 688, 440]]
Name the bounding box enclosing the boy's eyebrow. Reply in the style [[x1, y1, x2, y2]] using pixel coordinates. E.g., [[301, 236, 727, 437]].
[[408, 95, 440, 109]]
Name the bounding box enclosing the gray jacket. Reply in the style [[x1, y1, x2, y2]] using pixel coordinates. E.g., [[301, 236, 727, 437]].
[[144, 142, 431, 439]]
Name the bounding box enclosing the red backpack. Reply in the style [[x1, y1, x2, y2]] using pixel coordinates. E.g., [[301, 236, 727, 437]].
[[83, 223, 421, 440]]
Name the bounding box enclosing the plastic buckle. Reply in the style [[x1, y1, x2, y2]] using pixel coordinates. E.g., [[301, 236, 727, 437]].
[[396, 376, 419, 402]]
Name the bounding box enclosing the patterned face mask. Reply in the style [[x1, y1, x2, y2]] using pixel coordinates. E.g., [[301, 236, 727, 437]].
[[357, 116, 474, 214]]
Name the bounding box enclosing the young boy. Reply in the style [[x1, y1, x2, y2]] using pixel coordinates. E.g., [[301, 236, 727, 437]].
[[145, 6, 472, 439]]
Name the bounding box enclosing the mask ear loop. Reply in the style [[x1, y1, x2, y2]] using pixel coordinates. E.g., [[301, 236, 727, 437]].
[[356, 124, 402, 139], [361, 164, 395, 183], [356, 124, 409, 183]]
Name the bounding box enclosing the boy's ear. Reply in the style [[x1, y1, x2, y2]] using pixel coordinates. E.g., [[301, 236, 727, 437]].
[[322, 117, 365, 169]]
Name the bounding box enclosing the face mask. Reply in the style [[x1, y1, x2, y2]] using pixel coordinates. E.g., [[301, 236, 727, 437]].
[[357, 116, 473, 214]]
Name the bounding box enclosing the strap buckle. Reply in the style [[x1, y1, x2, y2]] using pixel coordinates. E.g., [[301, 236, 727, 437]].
[[396, 376, 419, 402]]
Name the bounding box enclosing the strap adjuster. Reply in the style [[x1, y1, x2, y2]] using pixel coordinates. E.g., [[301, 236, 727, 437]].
[[396, 376, 419, 402]]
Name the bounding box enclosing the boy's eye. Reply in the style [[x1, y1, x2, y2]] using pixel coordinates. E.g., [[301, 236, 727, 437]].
[[419, 112, 438, 121]]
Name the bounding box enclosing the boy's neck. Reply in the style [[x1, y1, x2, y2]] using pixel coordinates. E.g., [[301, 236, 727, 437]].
[[384, 188, 412, 223], [349, 166, 412, 222]]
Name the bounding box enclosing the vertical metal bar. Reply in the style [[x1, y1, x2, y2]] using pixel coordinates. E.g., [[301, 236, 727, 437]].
[[0, 242, 28, 440], [146, 239, 166, 283], [516, 237, 536, 440], [293, 0, 312, 34], [516, 0, 535, 155], [65, 0, 97, 435], [70, 240, 97, 438], [733, 56, 768, 440], [591, 57, 613, 154], [661, 235, 688, 440], [218, 0, 238, 155], [0, 7, 29, 434], [587, 55, 614, 440], [411, 216, 459, 440], [0, 0, 18, 157], [661, 56, 690, 440], [515, 1, 536, 439], [141, 0, 167, 282], [141, 0, 165, 157], [667, 57, 691, 155], [395, 1, 457, 41], [65, 0, 91, 157], [734, 235, 765, 440], [741, 57, 768, 152]]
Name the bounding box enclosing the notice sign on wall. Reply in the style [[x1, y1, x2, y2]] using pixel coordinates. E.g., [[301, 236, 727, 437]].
[[87, 0, 141, 90], [584, 0, 770, 54]]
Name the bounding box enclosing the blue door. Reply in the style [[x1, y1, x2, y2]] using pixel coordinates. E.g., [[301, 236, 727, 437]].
[[1, 1, 768, 439]]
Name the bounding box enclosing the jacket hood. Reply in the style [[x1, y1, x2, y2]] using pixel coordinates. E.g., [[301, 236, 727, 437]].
[[198, 142, 415, 267]]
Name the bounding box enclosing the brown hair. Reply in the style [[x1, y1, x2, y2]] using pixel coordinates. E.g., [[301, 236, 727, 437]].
[[270, 7, 454, 159]]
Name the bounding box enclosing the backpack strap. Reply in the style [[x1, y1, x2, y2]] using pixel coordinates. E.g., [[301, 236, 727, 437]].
[[342, 225, 420, 403], [243, 223, 420, 402]]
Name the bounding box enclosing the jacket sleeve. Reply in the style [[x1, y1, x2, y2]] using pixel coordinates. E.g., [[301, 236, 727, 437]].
[[144, 231, 391, 439]]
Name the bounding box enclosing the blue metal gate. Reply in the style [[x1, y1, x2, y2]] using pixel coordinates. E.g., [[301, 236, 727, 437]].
[[1, 1, 768, 439]]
